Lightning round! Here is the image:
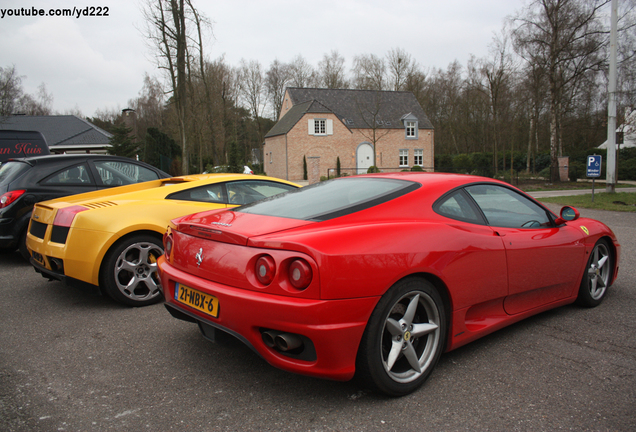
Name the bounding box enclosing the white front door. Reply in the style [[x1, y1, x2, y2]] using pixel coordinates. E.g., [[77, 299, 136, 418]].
[[356, 143, 374, 174]]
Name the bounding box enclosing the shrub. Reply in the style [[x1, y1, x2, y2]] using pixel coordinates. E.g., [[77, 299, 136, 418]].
[[367, 166, 380, 173], [569, 161, 584, 182], [619, 147, 636, 161], [411, 165, 423, 172], [618, 158, 636, 180], [471, 153, 493, 177], [435, 154, 454, 173], [535, 153, 552, 172], [453, 154, 473, 174]]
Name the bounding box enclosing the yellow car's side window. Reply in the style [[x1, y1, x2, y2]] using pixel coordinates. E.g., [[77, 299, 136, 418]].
[[169, 184, 226, 203]]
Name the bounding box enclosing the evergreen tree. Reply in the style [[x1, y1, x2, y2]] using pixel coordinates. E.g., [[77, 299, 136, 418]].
[[108, 123, 138, 158], [227, 140, 242, 173], [143, 128, 181, 172]]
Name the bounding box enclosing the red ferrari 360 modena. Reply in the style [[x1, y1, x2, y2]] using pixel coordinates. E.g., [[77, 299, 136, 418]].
[[157, 173, 620, 396]]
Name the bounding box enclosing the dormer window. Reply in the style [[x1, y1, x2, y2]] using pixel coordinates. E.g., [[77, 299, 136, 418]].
[[406, 121, 416, 138], [401, 113, 419, 140]]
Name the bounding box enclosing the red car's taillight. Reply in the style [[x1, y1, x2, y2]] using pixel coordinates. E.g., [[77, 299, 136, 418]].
[[289, 259, 312, 290], [53, 205, 88, 227], [0, 190, 25, 209], [255, 255, 276, 285], [164, 232, 173, 260]]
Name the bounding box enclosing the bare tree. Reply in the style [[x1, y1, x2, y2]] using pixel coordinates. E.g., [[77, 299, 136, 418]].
[[188, 0, 214, 172], [288, 55, 318, 88], [386, 48, 415, 91], [355, 92, 392, 167], [317, 50, 348, 89], [520, 63, 548, 173], [1, 66, 54, 117], [404, 67, 428, 104], [17, 83, 54, 116], [93, 107, 121, 126], [142, 0, 202, 174], [128, 74, 166, 136], [512, 0, 609, 181], [436, 61, 465, 154], [351, 54, 386, 90], [0, 65, 24, 116], [207, 57, 239, 164], [614, 0, 636, 115], [238, 59, 266, 143], [266, 59, 291, 120], [470, 32, 516, 174]]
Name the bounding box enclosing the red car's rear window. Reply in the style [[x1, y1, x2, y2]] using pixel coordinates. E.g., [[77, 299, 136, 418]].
[[237, 177, 419, 221]]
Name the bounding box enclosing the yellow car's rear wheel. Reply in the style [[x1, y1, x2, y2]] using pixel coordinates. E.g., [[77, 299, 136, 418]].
[[101, 233, 164, 307]]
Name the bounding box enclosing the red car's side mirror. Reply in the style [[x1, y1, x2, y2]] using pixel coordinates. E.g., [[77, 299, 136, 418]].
[[554, 206, 580, 225]]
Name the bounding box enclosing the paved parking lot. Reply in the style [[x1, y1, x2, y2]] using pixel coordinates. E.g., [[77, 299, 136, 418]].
[[1, 203, 634, 431]]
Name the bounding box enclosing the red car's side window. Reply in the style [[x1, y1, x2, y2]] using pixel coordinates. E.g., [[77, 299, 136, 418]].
[[465, 184, 550, 228]]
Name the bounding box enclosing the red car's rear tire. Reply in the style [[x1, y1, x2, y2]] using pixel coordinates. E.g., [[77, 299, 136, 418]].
[[356, 277, 447, 396]]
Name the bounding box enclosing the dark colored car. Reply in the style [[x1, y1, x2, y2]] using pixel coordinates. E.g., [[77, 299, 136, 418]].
[[0, 154, 169, 259], [0, 130, 50, 163]]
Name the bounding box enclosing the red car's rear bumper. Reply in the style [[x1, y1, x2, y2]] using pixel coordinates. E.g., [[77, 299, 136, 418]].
[[158, 256, 379, 381]]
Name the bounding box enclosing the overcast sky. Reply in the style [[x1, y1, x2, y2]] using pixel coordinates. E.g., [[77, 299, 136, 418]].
[[1, 0, 525, 117]]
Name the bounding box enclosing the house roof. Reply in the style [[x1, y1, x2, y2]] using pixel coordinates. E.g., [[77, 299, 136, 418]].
[[266, 101, 313, 138], [598, 108, 636, 149], [266, 88, 433, 138], [0, 115, 112, 151]]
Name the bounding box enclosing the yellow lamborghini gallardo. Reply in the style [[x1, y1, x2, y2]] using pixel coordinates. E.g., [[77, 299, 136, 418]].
[[26, 174, 299, 306]]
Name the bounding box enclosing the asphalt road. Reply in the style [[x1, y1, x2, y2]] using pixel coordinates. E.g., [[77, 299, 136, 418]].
[[1, 203, 634, 431]]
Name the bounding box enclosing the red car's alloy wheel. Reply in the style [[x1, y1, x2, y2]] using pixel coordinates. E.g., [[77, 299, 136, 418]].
[[356, 277, 446, 396]]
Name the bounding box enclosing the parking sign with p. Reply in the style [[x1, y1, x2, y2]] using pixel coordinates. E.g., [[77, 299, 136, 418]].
[[587, 155, 602, 178]]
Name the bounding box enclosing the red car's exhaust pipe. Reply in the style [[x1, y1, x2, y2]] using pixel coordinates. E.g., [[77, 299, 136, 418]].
[[274, 333, 302, 351]]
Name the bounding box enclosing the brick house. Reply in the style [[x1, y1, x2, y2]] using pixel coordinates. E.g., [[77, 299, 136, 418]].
[[263, 88, 434, 182]]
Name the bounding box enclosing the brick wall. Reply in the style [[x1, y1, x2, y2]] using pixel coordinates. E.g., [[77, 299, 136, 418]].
[[264, 114, 435, 181], [263, 134, 286, 179]]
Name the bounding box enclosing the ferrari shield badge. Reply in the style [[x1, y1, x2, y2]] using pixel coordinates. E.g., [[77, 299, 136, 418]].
[[580, 226, 589, 235]]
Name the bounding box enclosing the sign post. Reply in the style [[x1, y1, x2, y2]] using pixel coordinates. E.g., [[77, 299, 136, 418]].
[[587, 155, 602, 202]]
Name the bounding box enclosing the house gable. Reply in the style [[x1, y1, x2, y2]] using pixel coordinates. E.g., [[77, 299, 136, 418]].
[[267, 99, 351, 139]]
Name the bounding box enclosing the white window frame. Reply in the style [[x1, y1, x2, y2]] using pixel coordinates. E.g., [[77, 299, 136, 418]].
[[315, 119, 326, 135], [399, 149, 409, 167], [308, 118, 333, 136], [414, 149, 423, 166], [405, 121, 418, 139]]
